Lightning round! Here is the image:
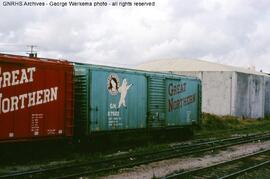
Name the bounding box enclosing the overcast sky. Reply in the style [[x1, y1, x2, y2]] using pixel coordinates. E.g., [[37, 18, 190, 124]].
[[1, 0, 270, 72]]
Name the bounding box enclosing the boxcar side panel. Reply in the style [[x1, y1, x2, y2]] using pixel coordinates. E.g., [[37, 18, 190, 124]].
[[166, 78, 199, 126], [0, 55, 73, 142], [89, 69, 147, 132]]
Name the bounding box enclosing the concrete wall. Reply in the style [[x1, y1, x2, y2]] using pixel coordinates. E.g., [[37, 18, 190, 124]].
[[175, 71, 265, 118], [234, 73, 249, 117], [234, 72, 265, 118], [175, 71, 234, 116], [265, 77, 270, 116], [250, 75, 265, 118]]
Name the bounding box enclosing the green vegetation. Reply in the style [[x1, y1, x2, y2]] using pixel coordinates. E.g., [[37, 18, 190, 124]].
[[201, 113, 240, 129], [195, 113, 270, 137]]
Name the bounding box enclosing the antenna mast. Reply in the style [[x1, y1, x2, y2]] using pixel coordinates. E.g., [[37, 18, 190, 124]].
[[26, 45, 37, 57]]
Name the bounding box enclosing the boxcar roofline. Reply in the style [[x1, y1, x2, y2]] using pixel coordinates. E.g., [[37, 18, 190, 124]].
[[0, 53, 71, 68], [73, 62, 200, 82]]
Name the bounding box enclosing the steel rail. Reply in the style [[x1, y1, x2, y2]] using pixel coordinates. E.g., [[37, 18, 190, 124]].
[[1, 132, 270, 178], [164, 148, 270, 179], [219, 160, 270, 179], [52, 134, 270, 179]]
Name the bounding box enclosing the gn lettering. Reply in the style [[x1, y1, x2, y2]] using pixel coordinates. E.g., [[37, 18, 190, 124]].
[[0, 67, 58, 114]]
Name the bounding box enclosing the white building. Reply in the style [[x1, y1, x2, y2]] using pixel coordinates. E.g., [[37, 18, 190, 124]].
[[137, 59, 269, 118]]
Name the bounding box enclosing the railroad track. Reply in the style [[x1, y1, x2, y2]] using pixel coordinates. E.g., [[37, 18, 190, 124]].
[[1, 132, 270, 178], [164, 148, 270, 179]]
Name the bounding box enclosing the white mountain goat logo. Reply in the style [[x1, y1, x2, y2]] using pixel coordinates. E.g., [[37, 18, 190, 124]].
[[107, 74, 133, 108], [118, 79, 133, 108]]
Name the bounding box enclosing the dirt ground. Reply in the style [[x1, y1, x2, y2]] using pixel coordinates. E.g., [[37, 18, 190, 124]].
[[101, 140, 270, 179]]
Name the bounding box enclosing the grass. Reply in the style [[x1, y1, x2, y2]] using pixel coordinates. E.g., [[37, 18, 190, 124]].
[[202, 113, 240, 129], [195, 113, 270, 138]]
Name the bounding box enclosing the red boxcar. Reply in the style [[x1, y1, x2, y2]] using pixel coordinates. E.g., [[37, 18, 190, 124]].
[[0, 54, 73, 142]]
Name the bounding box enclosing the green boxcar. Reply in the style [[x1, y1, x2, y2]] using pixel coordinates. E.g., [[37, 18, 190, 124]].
[[74, 63, 201, 136], [147, 75, 201, 128], [74, 63, 147, 135]]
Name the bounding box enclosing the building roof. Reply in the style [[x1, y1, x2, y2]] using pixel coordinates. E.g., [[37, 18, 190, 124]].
[[136, 58, 267, 76]]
